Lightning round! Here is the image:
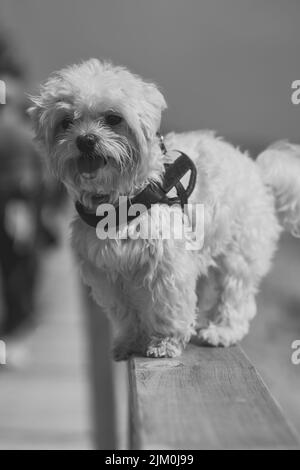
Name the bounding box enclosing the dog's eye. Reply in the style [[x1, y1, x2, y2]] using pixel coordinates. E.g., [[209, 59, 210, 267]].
[[61, 117, 73, 130], [105, 114, 123, 126]]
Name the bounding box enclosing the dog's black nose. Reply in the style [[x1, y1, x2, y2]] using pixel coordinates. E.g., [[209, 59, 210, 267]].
[[76, 134, 98, 153]]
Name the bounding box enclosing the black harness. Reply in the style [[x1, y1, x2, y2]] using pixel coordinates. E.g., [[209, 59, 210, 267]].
[[75, 137, 197, 229]]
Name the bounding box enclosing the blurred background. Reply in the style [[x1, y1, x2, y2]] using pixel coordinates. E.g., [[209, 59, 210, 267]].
[[0, 0, 299, 449]]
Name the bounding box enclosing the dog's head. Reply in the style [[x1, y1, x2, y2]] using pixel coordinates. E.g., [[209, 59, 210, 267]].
[[29, 59, 167, 208]]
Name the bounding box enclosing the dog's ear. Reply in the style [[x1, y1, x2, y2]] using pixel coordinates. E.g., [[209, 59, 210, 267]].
[[28, 73, 63, 146], [125, 81, 167, 159], [27, 97, 47, 144], [139, 82, 167, 142]]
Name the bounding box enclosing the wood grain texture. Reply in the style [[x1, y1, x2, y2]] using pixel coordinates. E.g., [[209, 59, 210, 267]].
[[129, 344, 300, 450]]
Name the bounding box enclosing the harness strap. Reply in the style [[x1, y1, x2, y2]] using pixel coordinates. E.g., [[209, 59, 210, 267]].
[[75, 151, 197, 229]]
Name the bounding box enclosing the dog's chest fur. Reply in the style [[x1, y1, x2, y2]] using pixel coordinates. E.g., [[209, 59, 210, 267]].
[[71, 204, 190, 278]]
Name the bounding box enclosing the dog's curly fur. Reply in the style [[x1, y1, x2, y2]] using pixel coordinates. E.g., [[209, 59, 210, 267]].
[[29, 59, 300, 359]]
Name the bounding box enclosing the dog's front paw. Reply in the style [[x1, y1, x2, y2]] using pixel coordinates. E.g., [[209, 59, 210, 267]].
[[146, 337, 183, 358], [197, 324, 238, 347]]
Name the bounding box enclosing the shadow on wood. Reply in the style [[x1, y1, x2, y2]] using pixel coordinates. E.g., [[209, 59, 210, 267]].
[[85, 291, 129, 450], [85, 292, 117, 450]]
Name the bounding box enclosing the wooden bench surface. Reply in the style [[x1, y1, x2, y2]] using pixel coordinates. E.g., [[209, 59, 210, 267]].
[[129, 343, 299, 450], [87, 296, 299, 450]]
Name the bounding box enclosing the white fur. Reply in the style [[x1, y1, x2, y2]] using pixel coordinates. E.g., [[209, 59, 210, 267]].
[[29, 59, 300, 359]]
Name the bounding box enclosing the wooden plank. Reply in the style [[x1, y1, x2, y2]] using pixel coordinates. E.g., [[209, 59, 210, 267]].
[[129, 344, 300, 450]]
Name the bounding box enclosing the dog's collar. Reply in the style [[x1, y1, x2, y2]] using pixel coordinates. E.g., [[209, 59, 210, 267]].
[[75, 144, 197, 230]]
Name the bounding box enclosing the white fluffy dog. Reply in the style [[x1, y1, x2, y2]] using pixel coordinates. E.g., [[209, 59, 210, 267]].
[[29, 59, 300, 359]]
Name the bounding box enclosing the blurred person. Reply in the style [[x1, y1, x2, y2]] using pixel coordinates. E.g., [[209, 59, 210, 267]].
[[0, 33, 64, 343], [0, 82, 41, 337]]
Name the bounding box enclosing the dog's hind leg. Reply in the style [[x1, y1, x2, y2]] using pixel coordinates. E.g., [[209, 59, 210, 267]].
[[196, 254, 257, 347]]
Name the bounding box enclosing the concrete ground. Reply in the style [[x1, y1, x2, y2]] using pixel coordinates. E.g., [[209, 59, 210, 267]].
[[0, 219, 93, 450]]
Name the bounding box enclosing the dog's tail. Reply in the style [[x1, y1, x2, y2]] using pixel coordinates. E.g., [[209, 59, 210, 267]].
[[257, 141, 300, 237]]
